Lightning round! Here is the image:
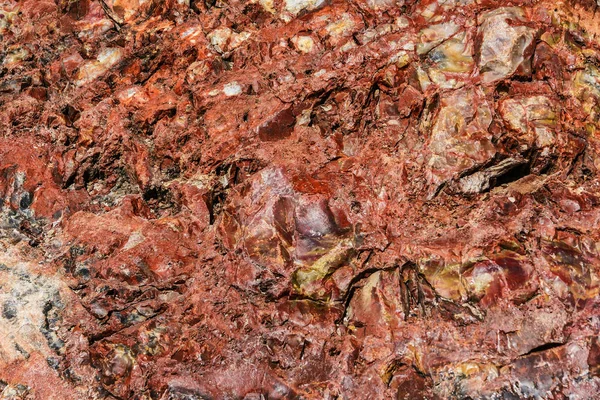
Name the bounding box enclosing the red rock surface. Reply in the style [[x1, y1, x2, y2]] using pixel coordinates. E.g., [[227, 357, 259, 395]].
[[1, 0, 600, 399]]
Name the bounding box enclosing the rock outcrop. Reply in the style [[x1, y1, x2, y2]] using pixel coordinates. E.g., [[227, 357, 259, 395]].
[[0, 0, 599, 398]]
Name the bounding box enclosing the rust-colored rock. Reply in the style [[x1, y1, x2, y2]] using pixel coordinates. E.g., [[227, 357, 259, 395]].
[[1, 0, 600, 399]]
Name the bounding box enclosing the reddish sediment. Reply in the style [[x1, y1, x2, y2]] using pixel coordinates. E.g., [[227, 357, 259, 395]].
[[0, 0, 599, 398]]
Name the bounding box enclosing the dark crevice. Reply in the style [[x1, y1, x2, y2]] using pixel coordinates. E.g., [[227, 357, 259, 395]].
[[519, 342, 565, 357], [336, 260, 406, 325], [204, 189, 225, 225], [493, 161, 531, 187]]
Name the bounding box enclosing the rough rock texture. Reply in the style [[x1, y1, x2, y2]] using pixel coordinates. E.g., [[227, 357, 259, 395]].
[[1, 0, 600, 399]]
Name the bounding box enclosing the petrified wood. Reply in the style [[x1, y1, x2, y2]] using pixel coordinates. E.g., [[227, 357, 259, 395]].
[[0, 0, 599, 399]]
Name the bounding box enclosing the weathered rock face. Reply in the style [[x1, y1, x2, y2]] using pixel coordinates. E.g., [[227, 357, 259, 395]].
[[0, 0, 599, 399]]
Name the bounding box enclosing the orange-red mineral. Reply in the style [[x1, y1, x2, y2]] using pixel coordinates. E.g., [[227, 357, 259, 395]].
[[0, 0, 600, 398]]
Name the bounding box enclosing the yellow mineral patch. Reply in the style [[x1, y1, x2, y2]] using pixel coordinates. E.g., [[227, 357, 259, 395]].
[[292, 36, 315, 53], [417, 21, 460, 55], [326, 14, 356, 38], [293, 237, 354, 290]]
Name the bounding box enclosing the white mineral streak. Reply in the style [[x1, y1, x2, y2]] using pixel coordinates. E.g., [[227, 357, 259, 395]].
[[208, 28, 251, 54], [75, 48, 124, 86], [223, 82, 243, 96], [478, 8, 535, 83], [284, 0, 325, 15], [0, 261, 63, 363]]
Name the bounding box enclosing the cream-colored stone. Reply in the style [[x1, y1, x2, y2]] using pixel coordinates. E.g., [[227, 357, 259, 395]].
[[292, 36, 315, 53], [284, 0, 325, 15], [75, 48, 124, 86]]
